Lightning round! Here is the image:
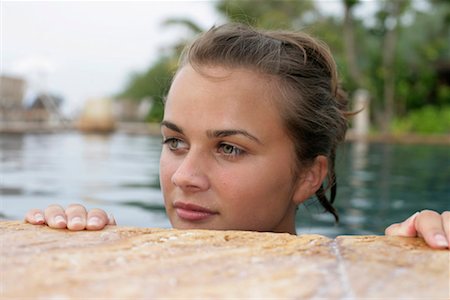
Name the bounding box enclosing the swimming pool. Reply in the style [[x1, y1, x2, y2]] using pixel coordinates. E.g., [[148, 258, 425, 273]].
[[1, 132, 449, 237]]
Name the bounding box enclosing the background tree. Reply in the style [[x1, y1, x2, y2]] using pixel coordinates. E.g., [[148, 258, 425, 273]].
[[117, 18, 204, 122], [378, 0, 411, 133], [117, 56, 177, 122], [117, 0, 450, 134], [216, 0, 318, 28], [343, 0, 363, 89]]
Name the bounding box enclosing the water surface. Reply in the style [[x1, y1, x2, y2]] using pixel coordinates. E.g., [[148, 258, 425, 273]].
[[1, 132, 448, 237]]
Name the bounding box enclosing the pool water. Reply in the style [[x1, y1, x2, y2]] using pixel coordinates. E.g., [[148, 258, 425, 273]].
[[1, 132, 449, 237]]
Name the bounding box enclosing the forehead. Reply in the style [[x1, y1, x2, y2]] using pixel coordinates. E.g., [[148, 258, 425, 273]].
[[163, 65, 291, 144], [165, 65, 282, 122]]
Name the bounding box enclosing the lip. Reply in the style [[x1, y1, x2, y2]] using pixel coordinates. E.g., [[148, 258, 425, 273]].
[[173, 201, 218, 222]]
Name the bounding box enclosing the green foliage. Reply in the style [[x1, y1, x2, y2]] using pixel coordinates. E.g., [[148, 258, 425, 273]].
[[344, 0, 360, 8], [117, 56, 177, 121], [116, 0, 450, 130], [392, 105, 450, 134], [146, 98, 165, 123], [215, 0, 317, 29], [392, 5, 450, 113], [118, 56, 177, 101]]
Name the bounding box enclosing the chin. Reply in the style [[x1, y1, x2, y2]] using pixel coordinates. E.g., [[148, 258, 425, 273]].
[[170, 219, 211, 230]]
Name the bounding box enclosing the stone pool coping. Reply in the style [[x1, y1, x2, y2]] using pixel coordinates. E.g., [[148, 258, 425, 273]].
[[1, 221, 448, 299]]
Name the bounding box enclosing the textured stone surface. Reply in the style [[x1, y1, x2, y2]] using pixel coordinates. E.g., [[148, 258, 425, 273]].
[[0, 221, 448, 299]]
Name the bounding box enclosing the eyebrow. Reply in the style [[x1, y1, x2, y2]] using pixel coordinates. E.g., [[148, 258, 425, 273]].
[[207, 129, 262, 144], [160, 121, 183, 134], [161, 120, 262, 144]]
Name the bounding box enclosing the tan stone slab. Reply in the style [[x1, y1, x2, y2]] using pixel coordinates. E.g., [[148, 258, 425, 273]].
[[336, 235, 450, 299], [0, 221, 448, 299]]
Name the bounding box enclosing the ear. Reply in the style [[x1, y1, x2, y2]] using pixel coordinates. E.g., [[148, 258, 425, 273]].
[[292, 155, 328, 205]]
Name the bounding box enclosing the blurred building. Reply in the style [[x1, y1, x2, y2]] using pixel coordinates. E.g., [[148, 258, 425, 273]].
[[0, 75, 65, 124], [113, 98, 152, 122], [0, 75, 26, 122], [77, 98, 116, 132], [25, 93, 64, 122]]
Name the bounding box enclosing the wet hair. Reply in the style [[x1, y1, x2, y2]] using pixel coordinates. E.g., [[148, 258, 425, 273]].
[[178, 23, 349, 222]]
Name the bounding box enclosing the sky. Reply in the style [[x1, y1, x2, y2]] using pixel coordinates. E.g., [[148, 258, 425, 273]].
[[1, 1, 222, 115]]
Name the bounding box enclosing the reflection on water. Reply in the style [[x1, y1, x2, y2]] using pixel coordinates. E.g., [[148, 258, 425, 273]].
[[1, 133, 449, 237], [297, 141, 450, 236], [0, 133, 169, 228]]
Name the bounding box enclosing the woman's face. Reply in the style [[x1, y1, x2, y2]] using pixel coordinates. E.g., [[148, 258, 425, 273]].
[[160, 65, 309, 233]]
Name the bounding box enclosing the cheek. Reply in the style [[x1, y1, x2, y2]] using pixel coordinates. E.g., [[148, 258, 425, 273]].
[[216, 166, 295, 231], [219, 161, 293, 210], [159, 152, 176, 194]]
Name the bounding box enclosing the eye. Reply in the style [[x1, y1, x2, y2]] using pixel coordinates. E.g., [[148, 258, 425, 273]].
[[218, 143, 245, 157], [168, 139, 178, 149], [222, 144, 236, 155], [162, 138, 187, 151]]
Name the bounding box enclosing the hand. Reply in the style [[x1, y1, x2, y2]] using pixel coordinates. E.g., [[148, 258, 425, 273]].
[[25, 204, 116, 231], [385, 210, 449, 249]]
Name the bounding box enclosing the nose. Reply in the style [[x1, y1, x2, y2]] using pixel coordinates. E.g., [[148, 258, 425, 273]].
[[171, 150, 210, 192]]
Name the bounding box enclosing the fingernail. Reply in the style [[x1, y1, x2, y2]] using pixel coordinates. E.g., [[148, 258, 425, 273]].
[[108, 213, 115, 224], [87, 217, 100, 227], [403, 212, 419, 225], [34, 213, 44, 222], [434, 234, 449, 248], [54, 215, 66, 225], [71, 216, 82, 225]]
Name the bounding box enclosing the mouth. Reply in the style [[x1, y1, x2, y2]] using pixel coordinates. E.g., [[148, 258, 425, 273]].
[[173, 201, 218, 222]]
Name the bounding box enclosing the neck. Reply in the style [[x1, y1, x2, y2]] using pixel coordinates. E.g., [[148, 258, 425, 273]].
[[271, 202, 298, 235]]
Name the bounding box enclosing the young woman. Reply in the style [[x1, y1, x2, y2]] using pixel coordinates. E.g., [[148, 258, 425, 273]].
[[25, 23, 449, 249]]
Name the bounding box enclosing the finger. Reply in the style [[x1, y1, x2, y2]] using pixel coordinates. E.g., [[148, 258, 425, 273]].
[[65, 204, 88, 231], [416, 210, 448, 249], [441, 211, 449, 246], [25, 209, 45, 225], [385, 212, 419, 237], [44, 204, 67, 229], [107, 213, 117, 226], [86, 209, 109, 230]]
